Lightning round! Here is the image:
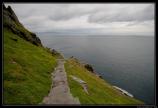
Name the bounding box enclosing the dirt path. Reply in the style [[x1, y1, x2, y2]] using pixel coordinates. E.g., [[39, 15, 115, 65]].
[[42, 59, 80, 104]]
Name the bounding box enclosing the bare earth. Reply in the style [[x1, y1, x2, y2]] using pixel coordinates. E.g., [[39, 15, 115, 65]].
[[42, 59, 80, 104]]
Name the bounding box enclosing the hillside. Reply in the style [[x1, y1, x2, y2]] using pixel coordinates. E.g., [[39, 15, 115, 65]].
[[3, 5, 61, 104], [3, 5, 144, 105], [65, 58, 144, 104]]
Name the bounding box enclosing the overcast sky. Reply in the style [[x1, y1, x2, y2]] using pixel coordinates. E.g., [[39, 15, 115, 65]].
[[5, 3, 155, 36]]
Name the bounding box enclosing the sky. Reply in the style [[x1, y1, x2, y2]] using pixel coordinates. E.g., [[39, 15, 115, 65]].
[[5, 3, 155, 36]]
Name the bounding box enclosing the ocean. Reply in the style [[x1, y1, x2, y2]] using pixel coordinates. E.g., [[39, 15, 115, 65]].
[[38, 33, 155, 104]]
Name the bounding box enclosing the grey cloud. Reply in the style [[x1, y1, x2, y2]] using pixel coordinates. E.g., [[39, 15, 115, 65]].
[[4, 3, 154, 36], [48, 4, 98, 21], [6, 4, 154, 23], [88, 4, 154, 23]]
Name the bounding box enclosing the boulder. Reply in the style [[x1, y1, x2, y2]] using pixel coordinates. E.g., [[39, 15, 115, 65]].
[[84, 64, 94, 72]]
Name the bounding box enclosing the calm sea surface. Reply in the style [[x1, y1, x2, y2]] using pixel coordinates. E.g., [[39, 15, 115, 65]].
[[38, 34, 155, 104]]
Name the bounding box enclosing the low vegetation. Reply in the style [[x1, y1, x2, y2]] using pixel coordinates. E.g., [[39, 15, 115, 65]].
[[3, 28, 57, 104], [3, 5, 61, 104], [46, 48, 64, 59], [65, 58, 144, 104]]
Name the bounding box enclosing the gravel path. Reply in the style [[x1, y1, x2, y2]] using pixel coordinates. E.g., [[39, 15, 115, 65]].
[[42, 59, 80, 104]]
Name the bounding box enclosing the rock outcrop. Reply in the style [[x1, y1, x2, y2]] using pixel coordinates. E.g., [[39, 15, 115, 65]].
[[3, 4, 42, 47], [84, 64, 94, 73]]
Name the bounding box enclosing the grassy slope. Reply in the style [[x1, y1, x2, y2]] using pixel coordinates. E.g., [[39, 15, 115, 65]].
[[3, 28, 57, 104], [65, 58, 144, 104]]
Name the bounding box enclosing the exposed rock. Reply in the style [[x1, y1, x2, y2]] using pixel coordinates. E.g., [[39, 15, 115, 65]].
[[83, 63, 103, 79], [7, 6, 21, 24], [30, 32, 42, 46], [49, 49, 64, 59], [98, 75, 103, 79], [11, 61, 16, 64], [84, 64, 94, 73], [10, 37, 18, 42], [70, 75, 89, 95], [3, 5, 42, 47], [3, 4, 6, 10], [3, 4, 23, 27], [10, 58, 17, 64], [95, 74, 103, 79], [50, 49, 59, 55]]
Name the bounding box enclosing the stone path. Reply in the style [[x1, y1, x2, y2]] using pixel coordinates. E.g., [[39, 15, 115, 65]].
[[42, 59, 80, 104]]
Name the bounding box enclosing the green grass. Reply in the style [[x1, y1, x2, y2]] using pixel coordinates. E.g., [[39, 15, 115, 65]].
[[45, 47, 64, 59], [3, 28, 57, 104], [51, 52, 64, 59], [65, 58, 144, 105]]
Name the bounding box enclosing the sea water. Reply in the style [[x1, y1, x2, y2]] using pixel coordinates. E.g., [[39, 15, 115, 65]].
[[38, 34, 155, 104]]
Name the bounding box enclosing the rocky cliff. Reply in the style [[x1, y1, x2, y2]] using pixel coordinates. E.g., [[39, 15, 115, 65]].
[[3, 4, 42, 47]]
